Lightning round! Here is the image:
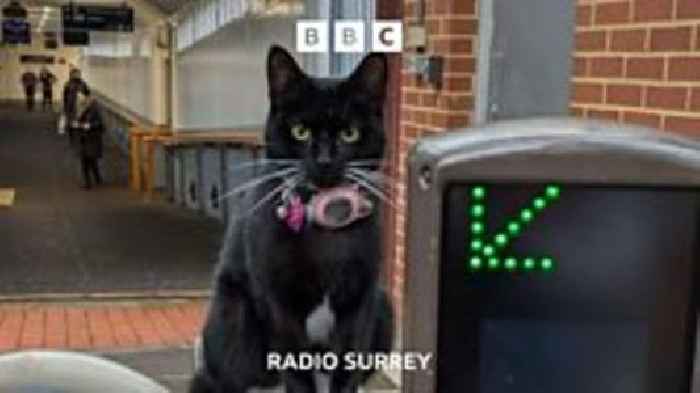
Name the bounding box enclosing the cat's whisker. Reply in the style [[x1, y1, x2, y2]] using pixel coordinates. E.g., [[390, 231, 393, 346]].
[[345, 173, 397, 210], [347, 168, 387, 188], [347, 168, 399, 190], [228, 175, 303, 226], [218, 167, 299, 202], [248, 175, 302, 215], [347, 163, 384, 167], [347, 161, 387, 169], [348, 159, 384, 164], [226, 159, 300, 172], [348, 167, 393, 181]]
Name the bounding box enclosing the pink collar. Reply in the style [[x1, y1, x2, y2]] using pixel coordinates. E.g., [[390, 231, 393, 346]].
[[276, 185, 373, 232]]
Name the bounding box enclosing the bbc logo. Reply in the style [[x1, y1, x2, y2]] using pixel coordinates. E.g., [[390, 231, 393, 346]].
[[296, 20, 403, 53]]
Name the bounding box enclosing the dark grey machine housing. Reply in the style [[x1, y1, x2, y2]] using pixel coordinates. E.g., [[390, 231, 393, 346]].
[[403, 118, 700, 393]]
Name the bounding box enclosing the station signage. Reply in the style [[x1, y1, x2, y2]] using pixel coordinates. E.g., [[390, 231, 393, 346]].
[[62, 4, 134, 33]]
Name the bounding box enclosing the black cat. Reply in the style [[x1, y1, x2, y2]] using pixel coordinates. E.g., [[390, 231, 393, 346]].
[[189, 45, 394, 393]]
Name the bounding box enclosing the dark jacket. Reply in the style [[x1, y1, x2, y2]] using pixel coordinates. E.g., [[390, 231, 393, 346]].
[[63, 77, 90, 118], [77, 102, 105, 159], [39, 71, 56, 93], [21, 72, 36, 90]]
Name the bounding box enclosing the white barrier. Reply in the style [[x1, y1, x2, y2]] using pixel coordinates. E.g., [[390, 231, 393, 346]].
[[0, 351, 169, 393]]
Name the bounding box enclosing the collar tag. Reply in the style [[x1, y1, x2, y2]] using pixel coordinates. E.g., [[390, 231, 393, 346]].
[[276, 186, 373, 232]]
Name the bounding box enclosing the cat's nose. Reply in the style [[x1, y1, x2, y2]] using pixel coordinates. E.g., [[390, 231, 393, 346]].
[[316, 146, 332, 165]]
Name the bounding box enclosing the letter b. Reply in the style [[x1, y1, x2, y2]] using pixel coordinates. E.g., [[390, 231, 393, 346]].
[[297, 21, 329, 53], [306, 28, 319, 46], [334, 21, 364, 53]]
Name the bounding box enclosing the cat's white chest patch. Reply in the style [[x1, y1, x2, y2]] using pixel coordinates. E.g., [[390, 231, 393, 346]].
[[305, 295, 335, 344]]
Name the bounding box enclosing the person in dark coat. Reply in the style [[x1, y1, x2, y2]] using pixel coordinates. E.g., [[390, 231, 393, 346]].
[[75, 92, 105, 190], [39, 67, 57, 111], [63, 68, 90, 142], [21, 70, 37, 111]]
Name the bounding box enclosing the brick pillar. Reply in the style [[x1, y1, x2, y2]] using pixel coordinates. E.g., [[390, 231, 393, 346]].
[[376, 0, 403, 312], [393, 0, 479, 318], [571, 0, 700, 135]]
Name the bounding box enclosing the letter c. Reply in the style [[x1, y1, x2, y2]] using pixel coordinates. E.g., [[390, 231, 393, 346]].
[[380, 27, 394, 46]]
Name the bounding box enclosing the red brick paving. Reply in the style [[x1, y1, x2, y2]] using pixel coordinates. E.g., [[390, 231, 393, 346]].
[[0, 301, 206, 353]]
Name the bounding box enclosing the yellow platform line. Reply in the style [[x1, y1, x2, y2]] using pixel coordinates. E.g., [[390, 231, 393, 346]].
[[0, 188, 16, 207]]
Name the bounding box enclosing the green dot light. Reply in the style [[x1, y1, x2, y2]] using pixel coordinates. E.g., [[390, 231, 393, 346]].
[[471, 204, 485, 218], [533, 197, 547, 211], [523, 257, 536, 270], [494, 233, 508, 247], [545, 185, 561, 200], [465, 185, 562, 276], [541, 257, 555, 271], [471, 186, 486, 200], [470, 257, 482, 270], [507, 221, 521, 236], [520, 209, 534, 223]]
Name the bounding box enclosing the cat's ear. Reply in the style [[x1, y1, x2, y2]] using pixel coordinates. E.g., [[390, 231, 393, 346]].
[[348, 52, 388, 111], [267, 45, 305, 105]]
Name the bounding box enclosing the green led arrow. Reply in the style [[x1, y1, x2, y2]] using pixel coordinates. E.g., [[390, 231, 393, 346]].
[[466, 185, 561, 274]]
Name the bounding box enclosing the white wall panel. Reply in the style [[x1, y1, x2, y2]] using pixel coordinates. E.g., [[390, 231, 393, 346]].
[[174, 17, 297, 130], [80, 24, 168, 125]]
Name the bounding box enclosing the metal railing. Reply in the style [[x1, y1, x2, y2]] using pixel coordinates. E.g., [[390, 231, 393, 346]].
[[130, 126, 264, 225]]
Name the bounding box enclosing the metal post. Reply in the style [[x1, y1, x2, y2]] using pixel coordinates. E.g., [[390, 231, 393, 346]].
[[165, 146, 175, 203], [219, 145, 229, 225], [178, 148, 186, 206], [196, 145, 205, 214], [475, 0, 494, 125], [251, 145, 261, 177]]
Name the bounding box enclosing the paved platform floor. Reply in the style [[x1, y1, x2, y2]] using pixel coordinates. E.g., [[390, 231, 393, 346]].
[[0, 104, 223, 294], [104, 347, 197, 393], [0, 300, 205, 352]]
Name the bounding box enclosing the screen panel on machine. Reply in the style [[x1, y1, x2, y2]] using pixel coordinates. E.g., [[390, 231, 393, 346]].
[[438, 184, 699, 393]]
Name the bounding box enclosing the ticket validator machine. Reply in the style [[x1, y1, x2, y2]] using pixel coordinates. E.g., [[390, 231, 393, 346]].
[[403, 118, 700, 393]]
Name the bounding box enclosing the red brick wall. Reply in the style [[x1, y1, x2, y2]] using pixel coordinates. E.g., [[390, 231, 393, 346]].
[[571, 0, 700, 135], [392, 0, 478, 316], [390, 0, 700, 322]]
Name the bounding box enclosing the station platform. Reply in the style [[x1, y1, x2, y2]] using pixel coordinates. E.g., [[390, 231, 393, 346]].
[[0, 104, 218, 391], [0, 104, 222, 295]]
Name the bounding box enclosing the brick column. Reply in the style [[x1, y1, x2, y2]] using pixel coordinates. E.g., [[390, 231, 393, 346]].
[[393, 0, 479, 318]]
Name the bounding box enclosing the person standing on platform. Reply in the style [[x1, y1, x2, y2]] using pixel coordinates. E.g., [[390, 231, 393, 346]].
[[63, 68, 90, 143], [21, 69, 37, 111], [76, 91, 105, 190], [39, 67, 57, 111]]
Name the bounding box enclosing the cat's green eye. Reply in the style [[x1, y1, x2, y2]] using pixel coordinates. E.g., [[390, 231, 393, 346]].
[[291, 125, 311, 142], [340, 127, 361, 144]]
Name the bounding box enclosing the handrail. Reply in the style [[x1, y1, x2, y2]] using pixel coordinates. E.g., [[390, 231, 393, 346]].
[[92, 90, 163, 128], [175, 125, 263, 133], [161, 130, 264, 147], [133, 127, 265, 202], [129, 126, 172, 193]]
